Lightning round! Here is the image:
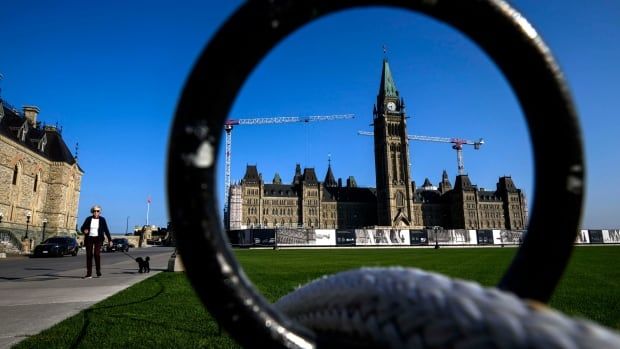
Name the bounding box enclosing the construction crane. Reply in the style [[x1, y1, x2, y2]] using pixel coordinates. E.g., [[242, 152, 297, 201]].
[[357, 130, 484, 175], [223, 114, 355, 213]]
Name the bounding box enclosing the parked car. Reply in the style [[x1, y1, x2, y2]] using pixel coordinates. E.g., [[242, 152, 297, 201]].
[[32, 236, 79, 257], [146, 237, 162, 245], [105, 238, 130, 252]]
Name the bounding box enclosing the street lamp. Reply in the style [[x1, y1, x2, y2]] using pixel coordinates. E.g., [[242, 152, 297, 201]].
[[41, 218, 48, 242], [25, 211, 32, 239]]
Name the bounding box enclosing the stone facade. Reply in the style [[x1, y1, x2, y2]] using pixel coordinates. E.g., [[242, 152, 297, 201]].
[[374, 59, 416, 227], [233, 164, 376, 230], [227, 60, 527, 231], [230, 164, 527, 231], [0, 99, 83, 240]]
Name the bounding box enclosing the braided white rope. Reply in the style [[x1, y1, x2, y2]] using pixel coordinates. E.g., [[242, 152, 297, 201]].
[[274, 267, 620, 348]]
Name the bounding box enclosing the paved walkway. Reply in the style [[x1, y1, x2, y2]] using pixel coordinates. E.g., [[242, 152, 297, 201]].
[[0, 249, 176, 349]]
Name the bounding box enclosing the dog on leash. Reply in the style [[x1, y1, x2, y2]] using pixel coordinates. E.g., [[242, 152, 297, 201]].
[[135, 256, 150, 273]]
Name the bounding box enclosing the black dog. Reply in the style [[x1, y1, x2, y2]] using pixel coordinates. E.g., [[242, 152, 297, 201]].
[[135, 256, 150, 273]]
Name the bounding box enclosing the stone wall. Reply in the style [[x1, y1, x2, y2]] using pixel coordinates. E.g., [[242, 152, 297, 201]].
[[0, 135, 82, 236]]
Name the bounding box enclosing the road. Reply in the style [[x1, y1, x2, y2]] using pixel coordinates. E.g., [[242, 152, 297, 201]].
[[0, 246, 177, 349]]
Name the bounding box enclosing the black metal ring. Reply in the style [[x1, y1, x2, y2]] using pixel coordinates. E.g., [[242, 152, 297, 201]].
[[167, 0, 584, 347]]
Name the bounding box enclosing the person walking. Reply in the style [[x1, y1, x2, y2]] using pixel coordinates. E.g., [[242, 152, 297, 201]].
[[80, 205, 112, 278]]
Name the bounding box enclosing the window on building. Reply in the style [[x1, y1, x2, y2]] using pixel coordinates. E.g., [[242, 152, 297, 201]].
[[34, 174, 38, 192], [396, 191, 405, 207], [12, 165, 18, 185], [17, 123, 28, 142], [38, 135, 47, 152]]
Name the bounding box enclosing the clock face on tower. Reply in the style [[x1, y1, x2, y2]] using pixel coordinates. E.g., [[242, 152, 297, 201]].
[[387, 101, 396, 112]]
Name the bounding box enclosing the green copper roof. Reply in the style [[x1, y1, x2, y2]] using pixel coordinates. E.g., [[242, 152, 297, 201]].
[[379, 59, 398, 98]]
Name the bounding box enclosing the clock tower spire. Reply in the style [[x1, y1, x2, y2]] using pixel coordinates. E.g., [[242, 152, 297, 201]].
[[373, 59, 415, 227]]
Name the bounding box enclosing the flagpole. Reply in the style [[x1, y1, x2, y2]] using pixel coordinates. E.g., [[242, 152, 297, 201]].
[[146, 201, 150, 226]]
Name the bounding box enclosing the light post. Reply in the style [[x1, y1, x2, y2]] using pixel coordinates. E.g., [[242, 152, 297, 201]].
[[126, 216, 130, 235], [25, 211, 32, 239], [433, 226, 440, 249], [41, 218, 48, 242]]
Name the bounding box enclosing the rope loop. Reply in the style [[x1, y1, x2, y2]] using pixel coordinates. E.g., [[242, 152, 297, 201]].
[[275, 268, 620, 349]]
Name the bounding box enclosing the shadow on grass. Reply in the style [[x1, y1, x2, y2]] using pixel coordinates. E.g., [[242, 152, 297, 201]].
[[69, 278, 167, 349]]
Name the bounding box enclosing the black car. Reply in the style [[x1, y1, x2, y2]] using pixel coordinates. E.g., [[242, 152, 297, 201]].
[[105, 238, 130, 252], [32, 236, 79, 257]]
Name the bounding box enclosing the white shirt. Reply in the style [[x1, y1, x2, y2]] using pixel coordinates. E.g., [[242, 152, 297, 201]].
[[90, 218, 100, 237]]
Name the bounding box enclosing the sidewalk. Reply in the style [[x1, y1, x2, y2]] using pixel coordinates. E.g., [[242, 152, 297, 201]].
[[0, 249, 174, 349]]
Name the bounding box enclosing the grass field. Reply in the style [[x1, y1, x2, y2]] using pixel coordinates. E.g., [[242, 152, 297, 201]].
[[15, 246, 620, 348]]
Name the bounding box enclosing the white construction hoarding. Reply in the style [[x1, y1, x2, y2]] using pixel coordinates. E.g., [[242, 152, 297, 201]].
[[355, 228, 411, 245]]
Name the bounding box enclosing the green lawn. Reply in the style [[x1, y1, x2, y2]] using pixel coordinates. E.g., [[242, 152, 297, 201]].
[[15, 246, 620, 348]]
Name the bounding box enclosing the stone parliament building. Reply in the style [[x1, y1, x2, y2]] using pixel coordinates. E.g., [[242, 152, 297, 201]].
[[0, 98, 83, 240], [227, 60, 527, 231]]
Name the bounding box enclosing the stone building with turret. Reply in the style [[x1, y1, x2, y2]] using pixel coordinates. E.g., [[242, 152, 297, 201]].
[[0, 98, 83, 240], [227, 59, 527, 231]]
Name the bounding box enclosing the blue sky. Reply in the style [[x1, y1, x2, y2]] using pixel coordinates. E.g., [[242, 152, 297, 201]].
[[1, 1, 618, 233]]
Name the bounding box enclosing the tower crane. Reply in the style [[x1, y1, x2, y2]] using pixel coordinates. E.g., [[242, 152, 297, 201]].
[[357, 130, 484, 176], [223, 114, 355, 214]]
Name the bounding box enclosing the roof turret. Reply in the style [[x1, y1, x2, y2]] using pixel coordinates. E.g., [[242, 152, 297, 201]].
[[378, 59, 399, 99], [324, 163, 337, 187], [292, 163, 302, 185]]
